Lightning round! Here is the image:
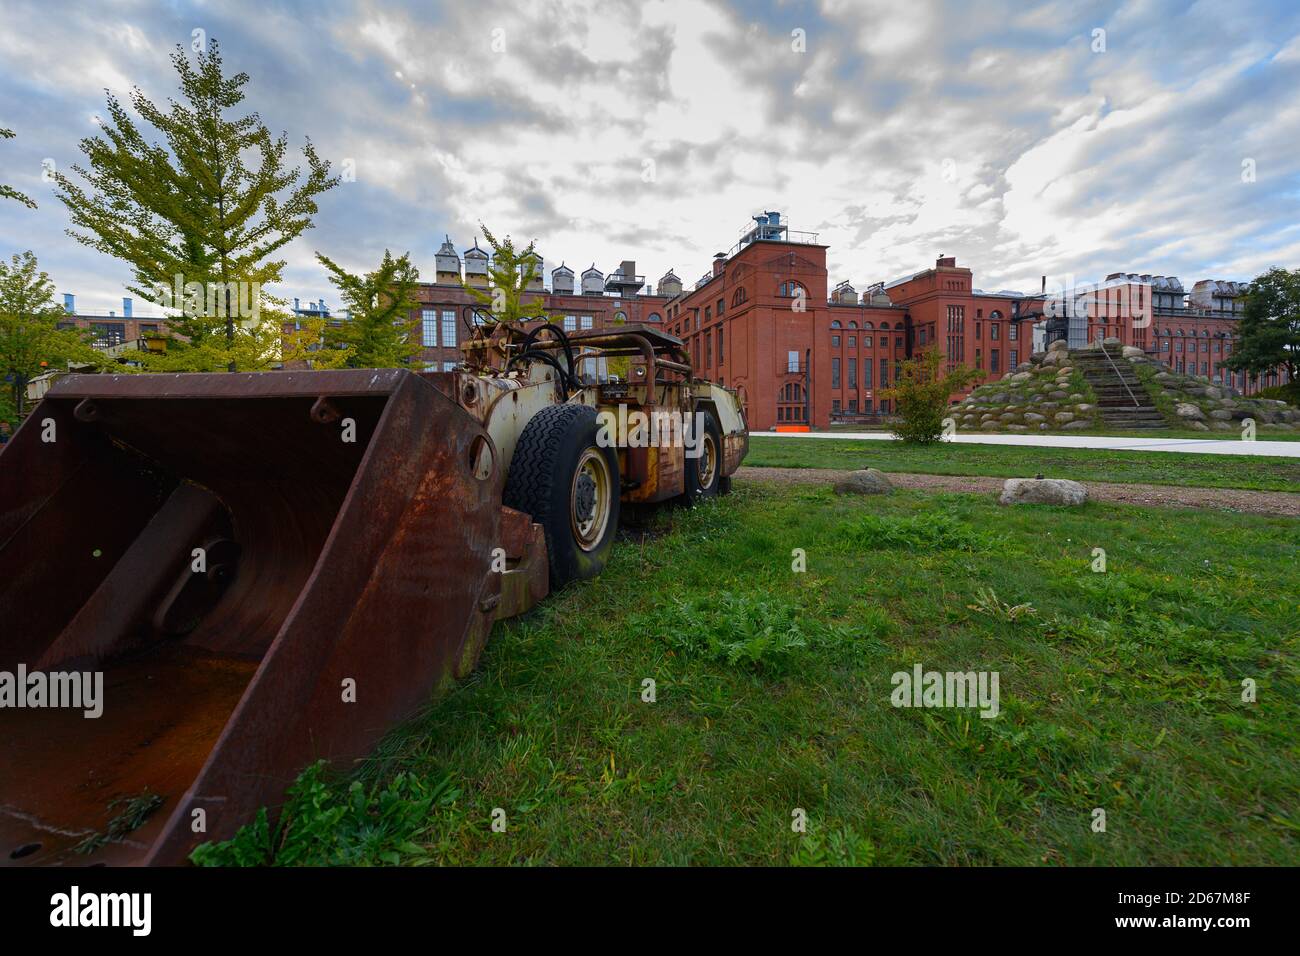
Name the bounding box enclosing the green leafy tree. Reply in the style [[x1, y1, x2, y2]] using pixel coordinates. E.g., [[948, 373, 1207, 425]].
[[881, 347, 980, 443], [1226, 267, 1299, 388], [1, 127, 37, 209], [462, 224, 550, 325], [0, 251, 102, 415], [53, 39, 337, 371], [284, 250, 422, 369]]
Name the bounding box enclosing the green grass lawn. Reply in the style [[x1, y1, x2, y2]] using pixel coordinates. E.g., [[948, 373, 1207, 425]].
[[195, 484, 1300, 866], [826, 422, 1300, 442], [747, 435, 1300, 492]]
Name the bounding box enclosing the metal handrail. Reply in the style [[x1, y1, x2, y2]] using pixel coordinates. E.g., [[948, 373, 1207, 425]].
[[1097, 342, 1141, 407]]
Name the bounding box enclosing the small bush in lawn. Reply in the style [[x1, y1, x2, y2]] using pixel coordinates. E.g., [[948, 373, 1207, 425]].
[[882, 347, 980, 443], [632, 593, 837, 674], [789, 825, 876, 866], [191, 761, 458, 866], [844, 509, 999, 552]]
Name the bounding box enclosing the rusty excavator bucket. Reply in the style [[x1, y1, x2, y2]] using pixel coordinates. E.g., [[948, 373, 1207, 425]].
[[0, 369, 546, 866]]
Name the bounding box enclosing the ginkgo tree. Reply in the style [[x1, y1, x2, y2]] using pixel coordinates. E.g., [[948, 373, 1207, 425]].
[[282, 250, 422, 369], [0, 251, 103, 415], [54, 39, 337, 371], [462, 224, 551, 326]]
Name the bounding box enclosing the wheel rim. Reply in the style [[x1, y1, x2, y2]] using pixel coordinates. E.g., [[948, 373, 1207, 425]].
[[698, 432, 718, 490], [570, 447, 613, 550]]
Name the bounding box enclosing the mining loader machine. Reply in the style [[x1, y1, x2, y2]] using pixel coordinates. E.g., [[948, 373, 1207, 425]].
[[0, 317, 747, 865]]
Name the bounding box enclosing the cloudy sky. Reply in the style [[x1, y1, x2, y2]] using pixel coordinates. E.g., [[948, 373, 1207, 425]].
[[2, 0, 1298, 317]]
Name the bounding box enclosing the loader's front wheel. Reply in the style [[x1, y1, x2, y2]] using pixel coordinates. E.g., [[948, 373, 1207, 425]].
[[505, 403, 620, 590], [682, 407, 723, 505]]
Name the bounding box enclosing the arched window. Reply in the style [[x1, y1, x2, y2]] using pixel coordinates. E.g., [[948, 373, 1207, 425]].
[[732, 287, 748, 307], [830, 320, 842, 329], [613, 311, 627, 324], [989, 310, 1002, 320], [848, 320, 858, 329], [777, 280, 806, 298], [862, 321, 874, 330], [646, 312, 661, 323], [880, 321, 891, 330]]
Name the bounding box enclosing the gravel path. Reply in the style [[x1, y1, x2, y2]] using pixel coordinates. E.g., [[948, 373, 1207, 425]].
[[736, 466, 1300, 517]]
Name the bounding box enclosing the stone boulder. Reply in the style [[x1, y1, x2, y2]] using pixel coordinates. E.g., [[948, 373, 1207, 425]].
[[833, 468, 894, 496], [1121, 345, 1145, 359], [1047, 340, 1069, 353], [999, 478, 1089, 507], [1175, 402, 1206, 421]]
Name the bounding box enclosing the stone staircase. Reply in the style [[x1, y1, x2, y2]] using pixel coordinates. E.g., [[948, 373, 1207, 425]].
[[1067, 346, 1168, 429]]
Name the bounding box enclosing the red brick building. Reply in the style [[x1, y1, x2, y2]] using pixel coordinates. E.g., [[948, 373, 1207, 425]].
[[665, 216, 1041, 430], [1047, 274, 1289, 394]]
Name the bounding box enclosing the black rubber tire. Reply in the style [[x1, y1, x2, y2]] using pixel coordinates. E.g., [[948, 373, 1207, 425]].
[[682, 407, 723, 505], [718, 475, 733, 496], [504, 403, 620, 589]]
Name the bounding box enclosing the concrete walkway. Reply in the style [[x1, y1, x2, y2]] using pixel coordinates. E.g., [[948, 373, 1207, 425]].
[[752, 431, 1300, 457]]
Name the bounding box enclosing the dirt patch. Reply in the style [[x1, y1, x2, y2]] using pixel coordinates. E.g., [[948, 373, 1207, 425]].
[[737, 466, 1300, 518]]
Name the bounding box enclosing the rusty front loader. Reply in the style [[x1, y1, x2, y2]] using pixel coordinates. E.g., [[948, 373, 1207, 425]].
[[0, 319, 747, 866]]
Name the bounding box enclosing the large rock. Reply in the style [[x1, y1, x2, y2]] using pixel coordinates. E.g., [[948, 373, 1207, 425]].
[[999, 478, 1089, 507], [1121, 346, 1144, 359], [1023, 412, 1046, 424], [834, 468, 894, 496], [1062, 420, 1094, 430], [1103, 336, 1122, 347], [1047, 340, 1069, 353], [1009, 371, 1033, 383], [1209, 409, 1234, 421], [1054, 411, 1075, 423], [1175, 402, 1206, 421]]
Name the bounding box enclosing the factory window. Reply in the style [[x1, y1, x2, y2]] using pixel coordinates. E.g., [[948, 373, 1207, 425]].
[[613, 311, 627, 325], [717, 325, 724, 364], [422, 310, 437, 346], [443, 361, 457, 372], [1009, 323, 1018, 341], [717, 298, 724, 316], [787, 350, 800, 373], [705, 331, 712, 368], [848, 336, 856, 349], [848, 358, 857, 388], [832, 335, 840, 348], [832, 358, 841, 388], [704, 307, 711, 321], [990, 323, 999, 340], [879, 358, 888, 387], [1010, 350, 1018, 368], [564, 315, 577, 332], [732, 287, 747, 307], [90, 322, 126, 347], [777, 280, 806, 298], [862, 361, 872, 387], [580, 315, 593, 330], [647, 312, 661, 323], [833, 400, 841, 414], [831, 320, 842, 329], [991, 349, 999, 373], [441, 310, 456, 348]]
